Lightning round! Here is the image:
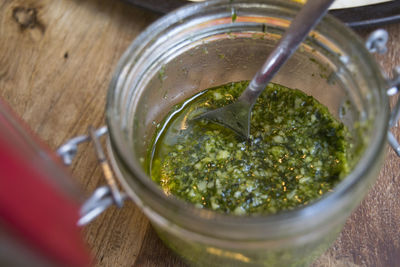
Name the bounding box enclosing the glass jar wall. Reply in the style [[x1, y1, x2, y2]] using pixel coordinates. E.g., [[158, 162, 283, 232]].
[[106, 1, 388, 265]]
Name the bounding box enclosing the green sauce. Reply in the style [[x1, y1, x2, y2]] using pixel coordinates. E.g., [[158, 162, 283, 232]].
[[147, 81, 350, 215]]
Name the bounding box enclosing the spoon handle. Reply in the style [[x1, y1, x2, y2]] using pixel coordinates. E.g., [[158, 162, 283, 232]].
[[239, 0, 335, 104]]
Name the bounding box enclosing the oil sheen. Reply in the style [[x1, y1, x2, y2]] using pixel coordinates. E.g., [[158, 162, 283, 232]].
[[147, 81, 350, 215]]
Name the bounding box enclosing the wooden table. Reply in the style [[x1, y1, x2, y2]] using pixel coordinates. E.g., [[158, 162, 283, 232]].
[[1, 0, 399, 266]]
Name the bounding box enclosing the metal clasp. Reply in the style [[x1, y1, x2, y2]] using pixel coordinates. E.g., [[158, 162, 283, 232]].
[[386, 67, 400, 157], [365, 29, 388, 54], [375, 30, 400, 155], [57, 126, 126, 225], [365, 29, 400, 157]]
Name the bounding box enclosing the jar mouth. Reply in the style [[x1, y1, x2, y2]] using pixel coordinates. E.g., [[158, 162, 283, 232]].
[[106, 0, 389, 239]]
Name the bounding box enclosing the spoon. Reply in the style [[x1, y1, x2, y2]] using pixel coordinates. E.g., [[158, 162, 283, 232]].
[[198, 0, 335, 138]]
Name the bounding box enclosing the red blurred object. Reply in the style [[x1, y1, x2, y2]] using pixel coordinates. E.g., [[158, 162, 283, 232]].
[[0, 99, 91, 266]]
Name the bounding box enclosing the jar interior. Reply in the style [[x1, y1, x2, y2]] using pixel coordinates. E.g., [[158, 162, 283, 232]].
[[126, 16, 375, 173]]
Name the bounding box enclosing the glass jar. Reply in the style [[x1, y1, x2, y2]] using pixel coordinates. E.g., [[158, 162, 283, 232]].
[[105, 0, 389, 266]]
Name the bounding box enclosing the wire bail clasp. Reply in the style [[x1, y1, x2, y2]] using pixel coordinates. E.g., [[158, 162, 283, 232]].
[[386, 67, 400, 156], [57, 126, 126, 226], [364, 29, 400, 157]]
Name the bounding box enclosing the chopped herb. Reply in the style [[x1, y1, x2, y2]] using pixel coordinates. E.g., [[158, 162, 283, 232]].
[[158, 65, 166, 82], [231, 7, 237, 22], [147, 81, 350, 215]]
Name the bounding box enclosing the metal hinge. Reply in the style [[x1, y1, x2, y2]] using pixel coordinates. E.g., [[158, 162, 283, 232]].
[[366, 29, 400, 156], [57, 126, 126, 226]]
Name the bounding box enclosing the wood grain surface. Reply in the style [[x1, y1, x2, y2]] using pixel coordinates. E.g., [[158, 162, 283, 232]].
[[1, 0, 399, 266]]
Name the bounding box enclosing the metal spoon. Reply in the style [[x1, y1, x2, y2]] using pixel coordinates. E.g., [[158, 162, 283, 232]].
[[198, 0, 335, 138]]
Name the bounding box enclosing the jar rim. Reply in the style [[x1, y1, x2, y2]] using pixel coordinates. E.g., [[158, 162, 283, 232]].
[[106, 0, 389, 239]]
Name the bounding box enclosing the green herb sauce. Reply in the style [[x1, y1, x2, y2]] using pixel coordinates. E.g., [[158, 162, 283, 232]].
[[147, 81, 350, 215]]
